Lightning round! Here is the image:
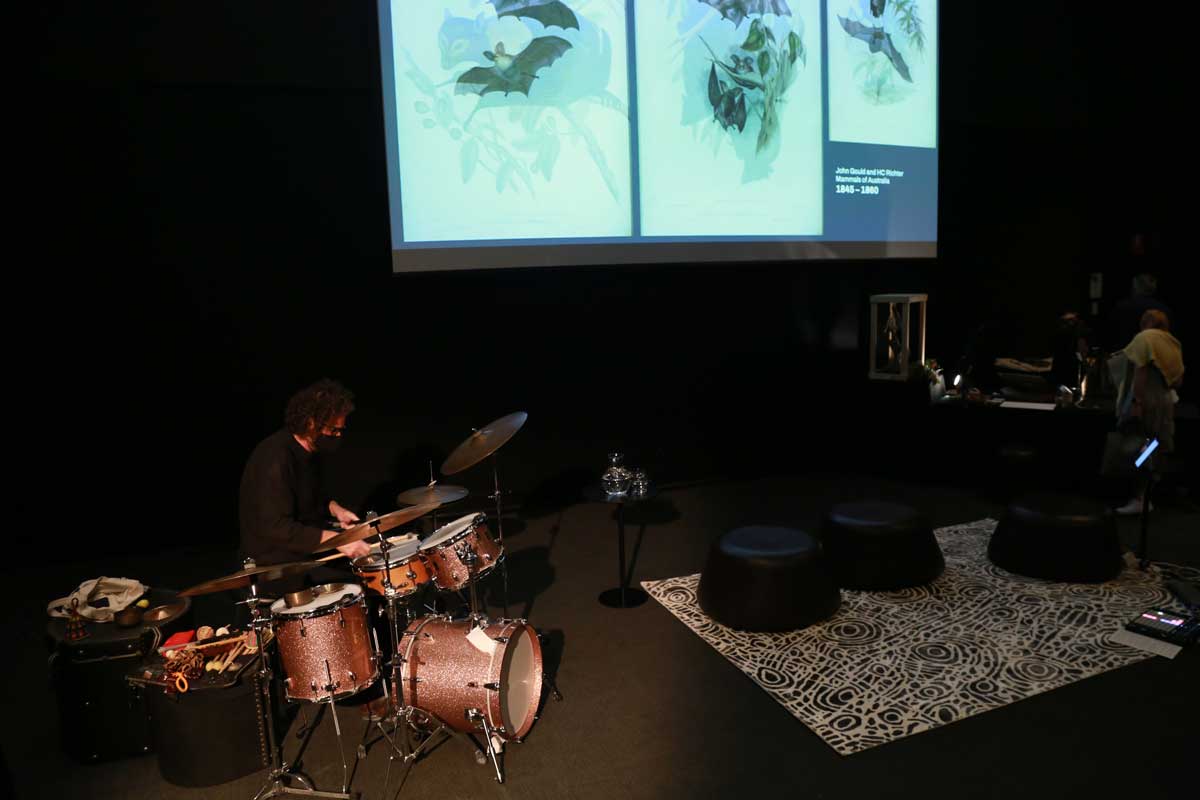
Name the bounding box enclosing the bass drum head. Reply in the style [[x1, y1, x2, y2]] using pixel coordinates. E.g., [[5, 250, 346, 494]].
[[500, 624, 543, 739]]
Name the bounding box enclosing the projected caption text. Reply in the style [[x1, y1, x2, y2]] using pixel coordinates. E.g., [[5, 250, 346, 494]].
[[833, 166, 905, 196]]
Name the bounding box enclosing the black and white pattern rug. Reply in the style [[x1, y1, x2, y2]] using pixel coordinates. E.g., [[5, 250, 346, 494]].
[[643, 519, 1198, 755]]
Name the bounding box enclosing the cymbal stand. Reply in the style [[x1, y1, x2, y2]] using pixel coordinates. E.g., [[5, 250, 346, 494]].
[[455, 541, 485, 625], [244, 571, 353, 800], [428, 460, 440, 531], [489, 453, 510, 617], [368, 528, 411, 747]]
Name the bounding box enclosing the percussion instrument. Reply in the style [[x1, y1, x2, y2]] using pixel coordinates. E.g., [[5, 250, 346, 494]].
[[350, 537, 432, 597], [419, 513, 504, 591], [398, 615, 543, 742], [397, 483, 469, 506], [269, 584, 378, 703], [314, 503, 440, 553], [440, 412, 527, 475], [179, 559, 322, 597]]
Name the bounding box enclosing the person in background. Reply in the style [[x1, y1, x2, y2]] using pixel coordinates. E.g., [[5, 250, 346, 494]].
[[1048, 312, 1091, 393], [239, 378, 370, 591], [1113, 310, 1184, 514], [1107, 232, 1172, 350]]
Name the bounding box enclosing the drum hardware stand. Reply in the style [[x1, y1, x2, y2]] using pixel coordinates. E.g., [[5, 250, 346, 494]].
[[313, 663, 355, 797], [537, 631, 564, 703], [489, 453, 511, 617], [427, 460, 441, 531], [241, 569, 354, 800], [458, 542, 488, 626], [465, 708, 506, 783], [355, 527, 431, 793]]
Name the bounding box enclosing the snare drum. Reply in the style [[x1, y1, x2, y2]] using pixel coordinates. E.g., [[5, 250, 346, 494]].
[[419, 513, 504, 591], [351, 537, 432, 596], [270, 584, 378, 702], [397, 615, 543, 741]]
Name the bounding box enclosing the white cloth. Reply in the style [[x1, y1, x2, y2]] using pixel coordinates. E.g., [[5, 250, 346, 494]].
[[47, 577, 147, 622]]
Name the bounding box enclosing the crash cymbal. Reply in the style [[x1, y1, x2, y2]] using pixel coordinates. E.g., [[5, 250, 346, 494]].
[[179, 560, 322, 597], [313, 503, 440, 553], [397, 483, 468, 506], [440, 411, 528, 476]]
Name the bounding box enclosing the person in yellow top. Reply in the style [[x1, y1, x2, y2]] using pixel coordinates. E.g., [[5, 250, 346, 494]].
[[1114, 309, 1184, 514]]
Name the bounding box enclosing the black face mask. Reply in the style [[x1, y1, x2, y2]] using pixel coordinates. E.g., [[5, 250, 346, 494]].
[[315, 433, 343, 454]]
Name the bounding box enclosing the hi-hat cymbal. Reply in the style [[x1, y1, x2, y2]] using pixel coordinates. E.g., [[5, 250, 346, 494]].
[[440, 412, 528, 476], [397, 484, 468, 506], [313, 503, 440, 553], [179, 560, 322, 597]]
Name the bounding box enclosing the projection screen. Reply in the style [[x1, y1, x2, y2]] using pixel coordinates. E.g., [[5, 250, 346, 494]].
[[378, 0, 939, 272]]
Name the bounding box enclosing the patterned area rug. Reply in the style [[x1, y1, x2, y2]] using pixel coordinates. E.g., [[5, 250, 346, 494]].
[[643, 519, 1198, 755]]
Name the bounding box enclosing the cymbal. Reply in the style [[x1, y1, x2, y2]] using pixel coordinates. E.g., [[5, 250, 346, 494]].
[[179, 560, 322, 597], [397, 484, 468, 506], [313, 503, 440, 553], [440, 412, 528, 475]]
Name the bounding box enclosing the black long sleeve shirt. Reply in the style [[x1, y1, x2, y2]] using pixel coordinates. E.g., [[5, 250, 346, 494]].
[[238, 429, 329, 565]]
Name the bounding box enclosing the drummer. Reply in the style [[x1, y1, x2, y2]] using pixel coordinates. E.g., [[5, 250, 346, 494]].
[[239, 378, 370, 594]]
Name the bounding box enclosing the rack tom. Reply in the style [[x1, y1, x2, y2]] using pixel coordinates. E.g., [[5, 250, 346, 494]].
[[419, 513, 504, 591], [351, 537, 431, 597]]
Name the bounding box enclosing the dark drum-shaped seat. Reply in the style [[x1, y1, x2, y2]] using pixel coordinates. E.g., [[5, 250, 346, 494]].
[[988, 493, 1122, 583], [821, 502, 945, 590], [697, 526, 840, 632]]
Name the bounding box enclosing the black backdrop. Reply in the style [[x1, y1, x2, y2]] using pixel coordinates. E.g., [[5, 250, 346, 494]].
[[24, 3, 1175, 559]]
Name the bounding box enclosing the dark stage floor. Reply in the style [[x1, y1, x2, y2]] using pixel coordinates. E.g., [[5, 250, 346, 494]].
[[5, 472, 1198, 800]]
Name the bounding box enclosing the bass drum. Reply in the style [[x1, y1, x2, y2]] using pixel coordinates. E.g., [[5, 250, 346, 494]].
[[398, 615, 542, 741]]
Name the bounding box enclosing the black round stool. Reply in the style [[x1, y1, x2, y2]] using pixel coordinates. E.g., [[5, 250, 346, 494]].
[[821, 502, 944, 590], [697, 526, 840, 632], [988, 493, 1122, 583]]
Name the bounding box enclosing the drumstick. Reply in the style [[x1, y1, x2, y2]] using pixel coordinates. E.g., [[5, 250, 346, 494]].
[[220, 642, 245, 674], [318, 552, 348, 563]]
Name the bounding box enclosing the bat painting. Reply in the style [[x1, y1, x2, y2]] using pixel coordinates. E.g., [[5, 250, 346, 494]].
[[708, 65, 748, 132], [837, 16, 911, 82], [455, 36, 574, 97], [698, 0, 792, 28], [490, 0, 580, 31]]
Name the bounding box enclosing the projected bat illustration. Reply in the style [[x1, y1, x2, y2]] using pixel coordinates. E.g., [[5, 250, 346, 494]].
[[708, 64, 748, 132], [455, 37, 573, 97], [837, 16, 911, 82], [699, 0, 792, 27], [489, 0, 580, 31]]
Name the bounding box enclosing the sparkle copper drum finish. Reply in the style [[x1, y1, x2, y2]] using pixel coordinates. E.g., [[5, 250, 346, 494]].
[[351, 538, 432, 596], [270, 584, 378, 703], [419, 513, 504, 591], [398, 615, 543, 741]]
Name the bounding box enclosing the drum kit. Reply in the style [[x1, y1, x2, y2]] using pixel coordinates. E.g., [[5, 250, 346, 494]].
[[179, 413, 544, 799]]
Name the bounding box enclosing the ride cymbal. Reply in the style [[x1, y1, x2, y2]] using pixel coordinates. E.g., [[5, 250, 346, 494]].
[[440, 412, 528, 475], [313, 503, 440, 553]]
